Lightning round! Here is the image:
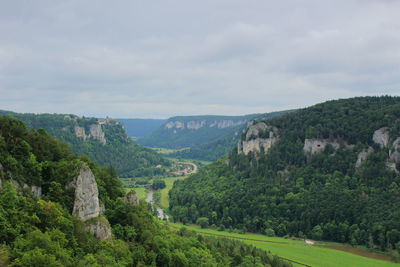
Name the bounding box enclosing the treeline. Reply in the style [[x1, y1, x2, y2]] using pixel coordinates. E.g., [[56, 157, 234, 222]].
[[0, 110, 169, 177], [170, 96, 400, 253], [0, 115, 291, 266]]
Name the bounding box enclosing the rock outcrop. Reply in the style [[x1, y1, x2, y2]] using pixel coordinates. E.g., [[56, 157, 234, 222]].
[[89, 124, 106, 145], [74, 124, 106, 145], [0, 163, 42, 198], [373, 127, 390, 148], [124, 190, 139, 205], [165, 119, 247, 130], [303, 139, 350, 156], [388, 137, 400, 173], [237, 122, 279, 155], [74, 126, 87, 140], [165, 121, 185, 129], [187, 120, 206, 130], [355, 147, 374, 169], [68, 164, 113, 240], [86, 217, 112, 240], [69, 166, 101, 221]]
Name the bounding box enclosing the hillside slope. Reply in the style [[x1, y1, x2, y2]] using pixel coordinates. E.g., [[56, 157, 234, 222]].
[[170, 96, 400, 253], [0, 110, 169, 177], [0, 115, 291, 266]]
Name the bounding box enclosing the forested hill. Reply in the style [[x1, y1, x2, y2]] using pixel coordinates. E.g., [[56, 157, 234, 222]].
[[170, 96, 400, 252], [139, 111, 290, 161], [0, 110, 169, 177], [0, 115, 291, 266]]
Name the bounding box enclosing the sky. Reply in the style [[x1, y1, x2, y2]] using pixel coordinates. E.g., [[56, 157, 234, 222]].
[[0, 0, 399, 118]]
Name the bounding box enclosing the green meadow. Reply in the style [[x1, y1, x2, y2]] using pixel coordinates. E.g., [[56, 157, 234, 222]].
[[167, 223, 399, 267]]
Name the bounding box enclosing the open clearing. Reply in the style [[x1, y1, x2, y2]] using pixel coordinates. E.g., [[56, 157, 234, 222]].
[[159, 176, 187, 209], [168, 222, 399, 267]]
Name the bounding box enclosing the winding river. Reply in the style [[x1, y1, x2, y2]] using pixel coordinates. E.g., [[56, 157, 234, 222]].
[[145, 189, 169, 221]]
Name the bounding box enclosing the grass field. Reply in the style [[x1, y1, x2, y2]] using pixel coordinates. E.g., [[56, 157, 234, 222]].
[[167, 223, 399, 267], [125, 187, 147, 201], [159, 176, 187, 209]]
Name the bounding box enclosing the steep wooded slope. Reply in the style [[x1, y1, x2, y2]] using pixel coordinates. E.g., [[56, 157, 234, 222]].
[[170, 96, 400, 252], [0, 110, 169, 177], [0, 115, 291, 266]]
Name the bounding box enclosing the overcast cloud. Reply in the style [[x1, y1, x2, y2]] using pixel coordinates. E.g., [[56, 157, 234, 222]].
[[0, 0, 399, 118]]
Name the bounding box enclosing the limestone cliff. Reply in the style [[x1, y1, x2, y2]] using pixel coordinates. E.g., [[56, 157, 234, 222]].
[[86, 217, 112, 240], [237, 122, 279, 155], [74, 126, 87, 140], [372, 127, 390, 148], [303, 139, 341, 155], [388, 137, 400, 173], [89, 124, 106, 145], [74, 124, 106, 145], [69, 165, 101, 221], [165, 119, 247, 130], [68, 164, 112, 240], [355, 147, 374, 169]]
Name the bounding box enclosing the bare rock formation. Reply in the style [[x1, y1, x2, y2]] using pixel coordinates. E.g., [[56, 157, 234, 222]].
[[74, 126, 87, 140], [237, 122, 279, 155], [86, 217, 112, 240], [89, 124, 106, 145], [303, 139, 341, 156], [69, 166, 101, 221], [355, 147, 374, 169], [373, 127, 390, 148]]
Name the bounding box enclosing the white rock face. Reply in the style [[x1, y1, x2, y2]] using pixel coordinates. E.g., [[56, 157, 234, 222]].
[[74, 124, 106, 145], [31, 185, 42, 198], [303, 139, 341, 156], [86, 218, 112, 240], [89, 124, 106, 145], [388, 137, 400, 173], [74, 126, 87, 140], [355, 147, 374, 169], [165, 119, 246, 130], [165, 121, 185, 129], [187, 120, 206, 130], [124, 190, 139, 205], [70, 166, 101, 221], [373, 127, 390, 148], [238, 122, 279, 155]]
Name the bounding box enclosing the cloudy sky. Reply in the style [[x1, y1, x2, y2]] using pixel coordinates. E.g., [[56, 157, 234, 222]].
[[0, 0, 399, 118]]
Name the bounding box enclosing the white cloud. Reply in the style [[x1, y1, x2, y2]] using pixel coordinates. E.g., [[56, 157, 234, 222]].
[[0, 0, 399, 118]]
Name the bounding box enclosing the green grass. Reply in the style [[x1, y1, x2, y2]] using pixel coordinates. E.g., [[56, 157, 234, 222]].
[[125, 187, 146, 201], [159, 177, 187, 209], [149, 147, 190, 154], [167, 223, 399, 267]]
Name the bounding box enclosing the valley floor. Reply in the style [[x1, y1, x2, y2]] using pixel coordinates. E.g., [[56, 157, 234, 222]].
[[166, 223, 399, 267]]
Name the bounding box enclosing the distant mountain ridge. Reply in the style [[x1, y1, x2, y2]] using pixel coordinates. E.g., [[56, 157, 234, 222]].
[[0, 110, 169, 177], [115, 118, 166, 138], [139, 111, 292, 161]]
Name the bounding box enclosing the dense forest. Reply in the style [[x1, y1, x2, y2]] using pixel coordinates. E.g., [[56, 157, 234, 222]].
[[0, 110, 169, 177], [0, 115, 291, 266], [170, 96, 400, 253]]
